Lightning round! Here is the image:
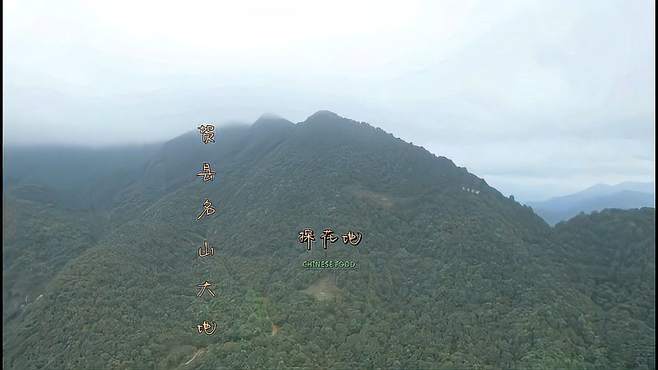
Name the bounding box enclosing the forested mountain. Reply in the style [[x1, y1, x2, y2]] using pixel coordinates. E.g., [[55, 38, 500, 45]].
[[3, 111, 655, 369]]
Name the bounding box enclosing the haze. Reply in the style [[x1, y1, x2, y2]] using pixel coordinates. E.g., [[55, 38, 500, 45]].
[[3, 0, 655, 200]]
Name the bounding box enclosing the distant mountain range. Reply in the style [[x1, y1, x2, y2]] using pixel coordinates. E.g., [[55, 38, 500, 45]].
[[527, 182, 655, 225]]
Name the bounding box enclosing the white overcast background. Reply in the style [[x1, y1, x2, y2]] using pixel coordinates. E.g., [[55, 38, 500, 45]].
[[3, 0, 655, 201]]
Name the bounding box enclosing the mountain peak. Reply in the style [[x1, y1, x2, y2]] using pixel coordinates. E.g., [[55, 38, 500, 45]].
[[305, 110, 343, 122], [252, 113, 294, 128]]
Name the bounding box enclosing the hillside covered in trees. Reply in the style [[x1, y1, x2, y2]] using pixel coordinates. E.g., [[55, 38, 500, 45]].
[[3, 111, 655, 369]]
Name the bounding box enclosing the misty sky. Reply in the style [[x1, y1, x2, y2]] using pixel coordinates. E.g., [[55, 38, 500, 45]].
[[3, 0, 655, 201]]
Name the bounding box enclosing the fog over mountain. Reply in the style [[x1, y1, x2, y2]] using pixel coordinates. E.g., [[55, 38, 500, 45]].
[[3, 0, 655, 201], [3, 1, 656, 369]]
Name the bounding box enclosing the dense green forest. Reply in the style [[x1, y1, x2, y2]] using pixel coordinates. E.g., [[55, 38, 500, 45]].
[[3, 111, 655, 369]]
